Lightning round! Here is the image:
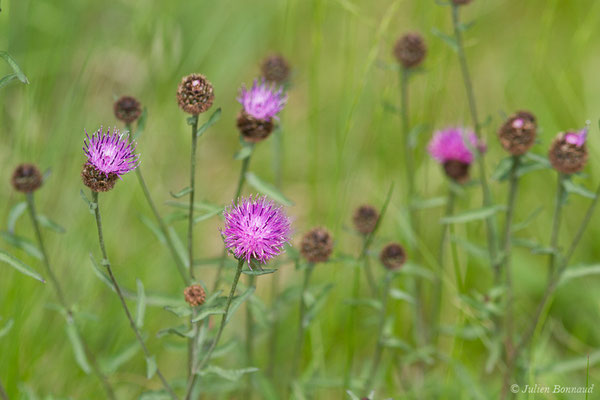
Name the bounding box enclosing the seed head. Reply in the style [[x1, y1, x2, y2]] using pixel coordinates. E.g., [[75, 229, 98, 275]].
[[428, 127, 484, 183], [222, 196, 291, 266], [184, 284, 206, 307], [352, 205, 379, 235], [176, 73, 214, 115], [498, 111, 537, 156], [237, 110, 275, 143], [379, 243, 406, 270], [113, 95, 142, 124], [548, 128, 589, 175], [300, 227, 334, 264], [393, 32, 427, 69], [261, 54, 291, 85], [11, 163, 43, 193]]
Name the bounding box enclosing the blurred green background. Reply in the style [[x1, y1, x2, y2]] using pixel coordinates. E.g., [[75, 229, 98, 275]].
[[1, 0, 600, 398]]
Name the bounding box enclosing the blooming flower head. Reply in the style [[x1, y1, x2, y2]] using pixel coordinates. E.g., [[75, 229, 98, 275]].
[[221, 196, 291, 266], [428, 127, 482, 164], [83, 126, 139, 177], [238, 78, 287, 121], [564, 126, 588, 147], [549, 124, 589, 175]]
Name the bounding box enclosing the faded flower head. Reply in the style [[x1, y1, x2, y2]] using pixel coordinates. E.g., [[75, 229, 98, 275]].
[[261, 54, 291, 85], [353, 205, 379, 235], [222, 196, 291, 265], [238, 78, 287, 121], [300, 227, 334, 264], [176, 73, 214, 115], [393, 32, 427, 69], [82, 127, 139, 192], [498, 111, 537, 155], [114, 95, 142, 124], [11, 163, 43, 193], [184, 284, 206, 307], [428, 127, 484, 183], [549, 126, 589, 175], [379, 243, 406, 270]]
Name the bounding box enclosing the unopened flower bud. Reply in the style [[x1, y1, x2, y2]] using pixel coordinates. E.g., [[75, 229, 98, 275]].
[[300, 227, 334, 264], [11, 163, 42, 193], [352, 205, 379, 235], [184, 284, 206, 307], [498, 111, 537, 156], [393, 32, 427, 69], [114, 96, 142, 124], [379, 243, 406, 270], [176, 74, 214, 115]]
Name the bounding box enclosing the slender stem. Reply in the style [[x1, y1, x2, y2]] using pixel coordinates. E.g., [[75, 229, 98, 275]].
[[400, 67, 415, 204], [451, 4, 498, 271], [272, 126, 284, 189], [267, 269, 280, 377], [362, 247, 378, 296], [91, 191, 177, 400], [0, 378, 8, 400], [27, 192, 116, 400], [548, 174, 565, 277], [185, 258, 245, 400], [364, 271, 392, 393], [432, 188, 456, 343], [244, 274, 256, 399], [291, 263, 315, 380]]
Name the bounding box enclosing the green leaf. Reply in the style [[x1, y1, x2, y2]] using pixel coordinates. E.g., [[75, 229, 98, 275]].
[[0, 318, 14, 338], [100, 341, 139, 373], [0, 51, 29, 83], [226, 286, 255, 323], [168, 227, 188, 270], [343, 298, 382, 310], [432, 28, 458, 52], [492, 157, 514, 181], [0, 73, 18, 89], [241, 268, 276, 276], [138, 214, 166, 244], [0, 249, 44, 282], [198, 366, 258, 381], [346, 391, 361, 400], [440, 205, 504, 224], [388, 288, 415, 303], [146, 355, 157, 379], [136, 279, 146, 328], [0, 232, 42, 260], [80, 189, 96, 214], [563, 179, 597, 199], [7, 201, 27, 233], [381, 337, 411, 350], [169, 187, 192, 199], [560, 264, 600, 285], [163, 305, 192, 317], [36, 214, 66, 234], [157, 325, 193, 339], [303, 284, 334, 327], [411, 196, 446, 210], [191, 307, 225, 323], [132, 107, 148, 140], [196, 107, 221, 138], [193, 208, 222, 224], [234, 142, 254, 160], [66, 322, 91, 374], [245, 172, 293, 206]]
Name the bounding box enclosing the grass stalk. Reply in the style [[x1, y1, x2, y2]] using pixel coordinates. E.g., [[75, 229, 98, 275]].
[[291, 263, 315, 381]]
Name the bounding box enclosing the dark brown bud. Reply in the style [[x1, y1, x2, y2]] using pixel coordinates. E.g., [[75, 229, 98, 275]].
[[452, 0, 473, 5], [184, 284, 206, 307], [11, 163, 43, 193], [81, 164, 118, 192], [548, 132, 588, 175], [176, 73, 214, 115], [300, 227, 334, 264], [261, 54, 291, 85], [443, 160, 470, 184], [352, 205, 379, 235], [236, 110, 274, 143], [498, 111, 537, 156], [379, 243, 406, 270], [393, 32, 427, 69], [114, 96, 142, 124]]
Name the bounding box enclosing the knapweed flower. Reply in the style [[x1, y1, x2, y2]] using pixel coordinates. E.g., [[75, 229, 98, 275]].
[[353, 205, 379, 235], [81, 127, 139, 192], [222, 196, 291, 265], [379, 243, 406, 270], [549, 126, 589, 174], [11, 163, 43, 193], [498, 111, 537, 156], [393, 32, 427, 69], [428, 127, 484, 183], [176, 73, 214, 115], [184, 284, 206, 307], [236, 78, 287, 143], [114, 95, 142, 124], [300, 227, 334, 264], [261, 54, 291, 85]]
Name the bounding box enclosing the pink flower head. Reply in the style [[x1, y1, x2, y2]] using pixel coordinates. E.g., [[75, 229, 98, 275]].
[[565, 126, 588, 147], [237, 78, 287, 121], [427, 127, 484, 164], [83, 127, 139, 177], [221, 196, 291, 266]]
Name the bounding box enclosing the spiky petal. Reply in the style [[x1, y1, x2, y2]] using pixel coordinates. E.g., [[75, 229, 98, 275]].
[[221, 196, 291, 266], [83, 127, 139, 177], [565, 127, 588, 147], [427, 127, 483, 164], [237, 79, 287, 121]]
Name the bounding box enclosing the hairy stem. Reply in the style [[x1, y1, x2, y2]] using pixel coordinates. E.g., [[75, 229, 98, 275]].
[[291, 263, 315, 381], [91, 191, 177, 400], [451, 4, 498, 272], [185, 258, 245, 400]]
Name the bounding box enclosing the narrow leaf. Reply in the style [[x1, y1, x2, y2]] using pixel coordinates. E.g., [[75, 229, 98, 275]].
[[169, 187, 192, 199], [441, 205, 504, 224], [132, 107, 148, 140], [196, 107, 221, 138], [0, 73, 18, 89], [7, 201, 27, 233], [388, 288, 415, 303], [560, 264, 600, 284], [66, 322, 91, 374], [0, 51, 29, 83], [146, 355, 157, 379], [0, 319, 14, 338], [241, 268, 276, 276], [563, 179, 597, 199], [36, 215, 66, 234], [198, 366, 258, 381], [226, 286, 255, 323], [245, 172, 293, 206], [191, 307, 225, 323], [0, 249, 44, 282], [0, 232, 42, 260], [136, 279, 146, 328], [432, 28, 458, 52]]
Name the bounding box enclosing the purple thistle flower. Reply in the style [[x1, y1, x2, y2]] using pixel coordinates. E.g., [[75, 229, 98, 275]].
[[83, 126, 139, 177], [427, 127, 484, 164], [237, 78, 287, 121], [221, 196, 291, 266], [565, 126, 588, 147]]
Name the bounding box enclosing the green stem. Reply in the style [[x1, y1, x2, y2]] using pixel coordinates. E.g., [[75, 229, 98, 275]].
[[185, 258, 245, 400], [451, 4, 498, 272], [548, 174, 565, 278], [0, 378, 8, 400], [91, 191, 177, 400], [26, 193, 116, 399], [244, 274, 256, 399], [267, 270, 280, 377], [363, 248, 378, 297], [291, 263, 315, 381], [364, 271, 393, 393]]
